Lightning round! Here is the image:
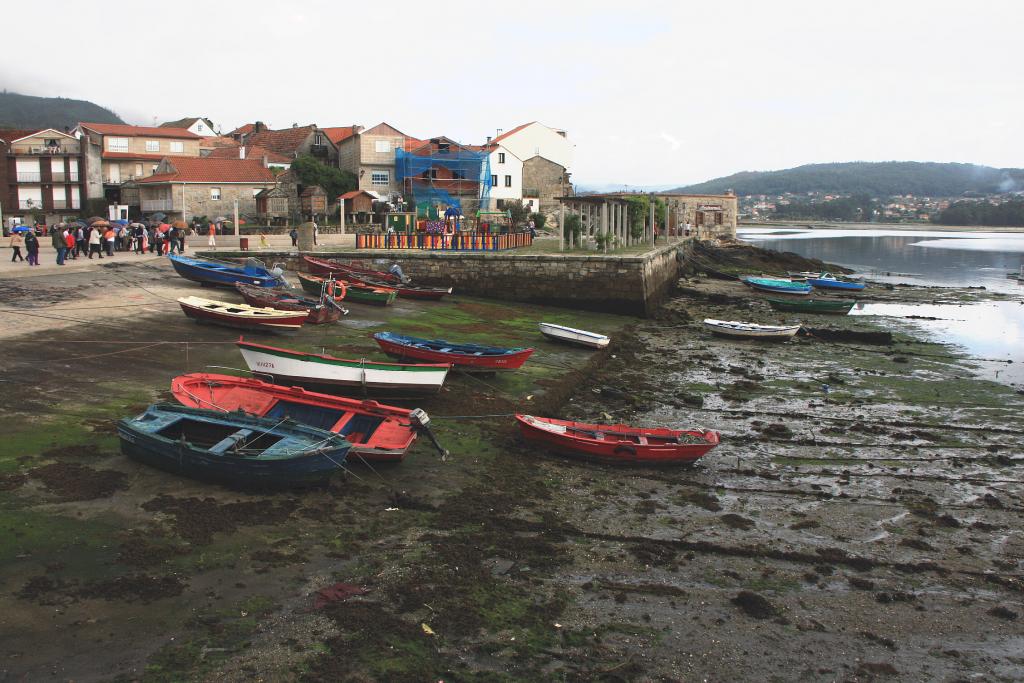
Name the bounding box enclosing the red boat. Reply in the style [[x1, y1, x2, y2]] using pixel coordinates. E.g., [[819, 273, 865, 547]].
[[171, 373, 433, 462], [178, 296, 308, 333], [515, 414, 720, 465], [342, 272, 452, 301], [373, 332, 533, 372], [303, 255, 401, 283]]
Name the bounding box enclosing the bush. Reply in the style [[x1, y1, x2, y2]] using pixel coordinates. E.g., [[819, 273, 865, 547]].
[[505, 201, 530, 227], [530, 212, 546, 230], [563, 214, 582, 243]]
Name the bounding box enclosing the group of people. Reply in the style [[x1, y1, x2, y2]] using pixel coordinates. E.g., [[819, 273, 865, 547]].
[[7, 221, 194, 266]]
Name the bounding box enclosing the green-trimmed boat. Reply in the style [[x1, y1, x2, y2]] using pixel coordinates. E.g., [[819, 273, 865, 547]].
[[766, 298, 856, 315], [297, 272, 397, 307]]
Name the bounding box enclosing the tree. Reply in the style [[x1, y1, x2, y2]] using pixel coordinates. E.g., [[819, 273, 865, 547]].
[[563, 213, 582, 244], [505, 200, 530, 227], [530, 212, 546, 231], [290, 155, 357, 200]]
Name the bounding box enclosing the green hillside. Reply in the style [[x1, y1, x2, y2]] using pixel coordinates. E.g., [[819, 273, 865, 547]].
[[0, 91, 125, 130], [674, 162, 1024, 197]]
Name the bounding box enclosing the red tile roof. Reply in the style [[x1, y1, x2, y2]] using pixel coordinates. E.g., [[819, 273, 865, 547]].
[[137, 157, 276, 184], [229, 123, 255, 136], [199, 135, 241, 150], [490, 122, 536, 144], [102, 151, 169, 160], [206, 145, 292, 164], [79, 122, 202, 139], [0, 128, 40, 144], [246, 125, 324, 157], [322, 126, 359, 145]]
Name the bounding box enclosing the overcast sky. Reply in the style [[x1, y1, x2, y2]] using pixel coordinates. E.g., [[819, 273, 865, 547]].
[[3, 0, 1021, 186]]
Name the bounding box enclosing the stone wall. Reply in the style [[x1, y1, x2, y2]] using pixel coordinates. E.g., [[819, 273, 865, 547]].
[[522, 156, 571, 224], [207, 241, 688, 316]]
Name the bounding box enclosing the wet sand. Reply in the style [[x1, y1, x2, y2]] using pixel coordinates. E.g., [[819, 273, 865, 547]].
[[1, 257, 1022, 681]]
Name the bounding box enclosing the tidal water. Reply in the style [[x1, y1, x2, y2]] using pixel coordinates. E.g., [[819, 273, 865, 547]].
[[738, 227, 1024, 386]]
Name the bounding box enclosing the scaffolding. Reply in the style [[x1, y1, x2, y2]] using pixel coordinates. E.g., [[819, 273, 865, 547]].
[[395, 138, 492, 217]]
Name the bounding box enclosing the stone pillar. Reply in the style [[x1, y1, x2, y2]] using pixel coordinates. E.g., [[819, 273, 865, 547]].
[[622, 205, 629, 247], [559, 201, 565, 252], [650, 197, 656, 247], [297, 221, 315, 251], [601, 201, 609, 253], [339, 201, 346, 235]]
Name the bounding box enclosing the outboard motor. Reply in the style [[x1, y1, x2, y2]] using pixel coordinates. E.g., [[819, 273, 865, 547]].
[[389, 263, 410, 284], [409, 408, 448, 460], [270, 263, 289, 287]]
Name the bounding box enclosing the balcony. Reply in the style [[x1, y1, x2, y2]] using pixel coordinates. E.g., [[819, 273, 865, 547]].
[[50, 172, 80, 183], [141, 198, 178, 212], [52, 199, 68, 209], [16, 172, 42, 182], [18, 200, 42, 210], [10, 143, 81, 156]]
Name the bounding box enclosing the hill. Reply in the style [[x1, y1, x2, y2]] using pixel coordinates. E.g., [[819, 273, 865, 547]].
[[672, 162, 1024, 197], [0, 91, 125, 130]]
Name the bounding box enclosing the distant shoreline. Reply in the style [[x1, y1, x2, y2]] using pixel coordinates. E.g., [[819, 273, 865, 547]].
[[740, 221, 1024, 234]]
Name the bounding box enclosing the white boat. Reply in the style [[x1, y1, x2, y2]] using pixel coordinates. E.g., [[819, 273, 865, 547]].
[[702, 318, 801, 341], [236, 339, 450, 395], [538, 322, 610, 349], [178, 296, 309, 332]]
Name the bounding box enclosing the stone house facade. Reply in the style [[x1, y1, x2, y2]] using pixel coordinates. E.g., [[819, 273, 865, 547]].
[[244, 123, 338, 165], [136, 156, 281, 221], [336, 122, 411, 197], [522, 155, 572, 222]]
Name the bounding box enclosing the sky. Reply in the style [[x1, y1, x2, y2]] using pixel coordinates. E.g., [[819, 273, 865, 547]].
[[3, 0, 1022, 187]]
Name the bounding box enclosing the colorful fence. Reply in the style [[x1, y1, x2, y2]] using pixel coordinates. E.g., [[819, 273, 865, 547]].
[[356, 232, 533, 251]]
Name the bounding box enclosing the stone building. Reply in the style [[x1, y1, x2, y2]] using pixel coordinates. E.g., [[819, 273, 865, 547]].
[[300, 185, 328, 218], [522, 155, 572, 222], [136, 156, 280, 221], [255, 186, 290, 223], [658, 192, 739, 238], [75, 123, 203, 202], [336, 122, 412, 197], [244, 123, 338, 165]]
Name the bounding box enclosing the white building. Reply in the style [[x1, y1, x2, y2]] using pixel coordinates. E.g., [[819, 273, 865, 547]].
[[489, 121, 573, 171], [159, 117, 217, 137], [486, 143, 523, 207]]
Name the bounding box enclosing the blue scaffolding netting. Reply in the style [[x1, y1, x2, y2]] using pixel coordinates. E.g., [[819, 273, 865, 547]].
[[395, 143, 491, 215]]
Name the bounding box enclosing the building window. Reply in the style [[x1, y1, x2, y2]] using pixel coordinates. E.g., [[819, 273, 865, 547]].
[[491, 174, 497, 186], [108, 137, 129, 152], [504, 175, 512, 187], [315, 134, 324, 145], [197, 123, 204, 132], [438, 142, 450, 153], [135, 163, 143, 177], [371, 171, 389, 186], [375, 140, 391, 154], [211, 187, 221, 200], [145, 140, 160, 152], [170, 141, 184, 153], [498, 152, 505, 164]]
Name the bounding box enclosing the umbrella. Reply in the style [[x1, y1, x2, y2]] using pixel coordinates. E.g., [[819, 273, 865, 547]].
[[212, 216, 228, 222], [158, 223, 171, 233], [111, 219, 129, 225], [11, 226, 31, 233], [91, 219, 110, 228], [86, 216, 106, 225], [69, 220, 88, 228], [171, 219, 188, 229], [149, 212, 168, 221], [130, 222, 146, 229]]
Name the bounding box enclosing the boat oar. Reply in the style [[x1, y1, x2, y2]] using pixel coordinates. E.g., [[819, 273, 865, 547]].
[[409, 408, 450, 461]]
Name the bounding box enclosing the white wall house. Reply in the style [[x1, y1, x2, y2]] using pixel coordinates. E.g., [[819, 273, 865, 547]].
[[486, 144, 523, 207], [490, 122, 573, 171]]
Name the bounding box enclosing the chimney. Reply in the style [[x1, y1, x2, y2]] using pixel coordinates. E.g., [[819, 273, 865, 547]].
[[254, 121, 265, 133], [239, 146, 246, 160], [486, 136, 492, 144]]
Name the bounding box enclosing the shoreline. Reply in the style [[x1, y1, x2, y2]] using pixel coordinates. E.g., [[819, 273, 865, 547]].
[[741, 220, 1024, 233]]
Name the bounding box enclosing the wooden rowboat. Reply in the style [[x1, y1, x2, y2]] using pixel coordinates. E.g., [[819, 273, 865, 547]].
[[234, 283, 345, 324], [373, 332, 533, 372], [178, 296, 308, 332], [742, 277, 813, 295], [766, 298, 856, 315], [236, 339, 450, 395], [703, 318, 801, 341], [171, 373, 431, 462], [117, 403, 351, 487], [515, 414, 720, 465], [169, 254, 286, 288], [329, 270, 451, 301], [538, 322, 610, 349], [303, 255, 402, 283], [805, 274, 866, 291], [297, 272, 397, 307]]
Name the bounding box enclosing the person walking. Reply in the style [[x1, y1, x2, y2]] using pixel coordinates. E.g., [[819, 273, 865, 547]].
[[151, 227, 163, 255], [52, 226, 67, 265], [104, 226, 116, 256], [258, 231, 269, 249], [312, 221, 318, 246], [24, 231, 40, 266], [207, 222, 217, 250], [64, 227, 77, 260], [75, 226, 86, 257], [137, 226, 148, 254], [9, 231, 24, 262], [88, 225, 103, 259], [167, 227, 178, 255], [289, 227, 298, 247]]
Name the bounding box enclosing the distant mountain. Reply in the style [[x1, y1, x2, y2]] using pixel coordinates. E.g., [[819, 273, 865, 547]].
[[671, 162, 1024, 197], [576, 183, 681, 194], [0, 91, 125, 131]]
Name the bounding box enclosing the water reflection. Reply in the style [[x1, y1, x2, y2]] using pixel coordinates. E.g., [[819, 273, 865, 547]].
[[738, 227, 1024, 385]]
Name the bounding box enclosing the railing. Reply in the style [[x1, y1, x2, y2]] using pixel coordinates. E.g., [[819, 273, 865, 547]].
[[51, 173, 66, 183], [10, 144, 81, 155], [52, 199, 68, 209], [18, 200, 41, 210], [356, 231, 533, 251], [141, 199, 177, 211], [16, 172, 41, 182]]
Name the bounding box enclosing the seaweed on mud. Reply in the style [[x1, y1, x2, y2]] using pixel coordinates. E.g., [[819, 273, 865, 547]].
[[731, 590, 780, 620], [28, 462, 128, 501], [141, 495, 299, 545]]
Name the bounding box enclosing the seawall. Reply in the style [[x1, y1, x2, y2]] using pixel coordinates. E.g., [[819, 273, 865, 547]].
[[201, 240, 691, 317]]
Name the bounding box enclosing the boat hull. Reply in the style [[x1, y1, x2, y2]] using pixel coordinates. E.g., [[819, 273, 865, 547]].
[[373, 332, 533, 371], [303, 255, 402, 283], [766, 298, 855, 314], [743, 277, 813, 295], [516, 414, 719, 465], [538, 323, 610, 349], [235, 284, 341, 324], [179, 297, 307, 332], [171, 373, 420, 462], [805, 278, 866, 291], [703, 319, 801, 340], [297, 273, 397, 306], [169, 254, 284, 288], [237, 340, 449, 395]]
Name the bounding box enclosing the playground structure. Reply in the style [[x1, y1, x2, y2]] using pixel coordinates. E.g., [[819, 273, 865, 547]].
[[395, 137, 492, 220]]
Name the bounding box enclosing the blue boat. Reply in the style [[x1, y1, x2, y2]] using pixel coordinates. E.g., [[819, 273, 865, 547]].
[[117, 403, 351, 487], [169, 254, 286, 288], [805, 274, 866, 291], [742, 276, 813, 295]]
